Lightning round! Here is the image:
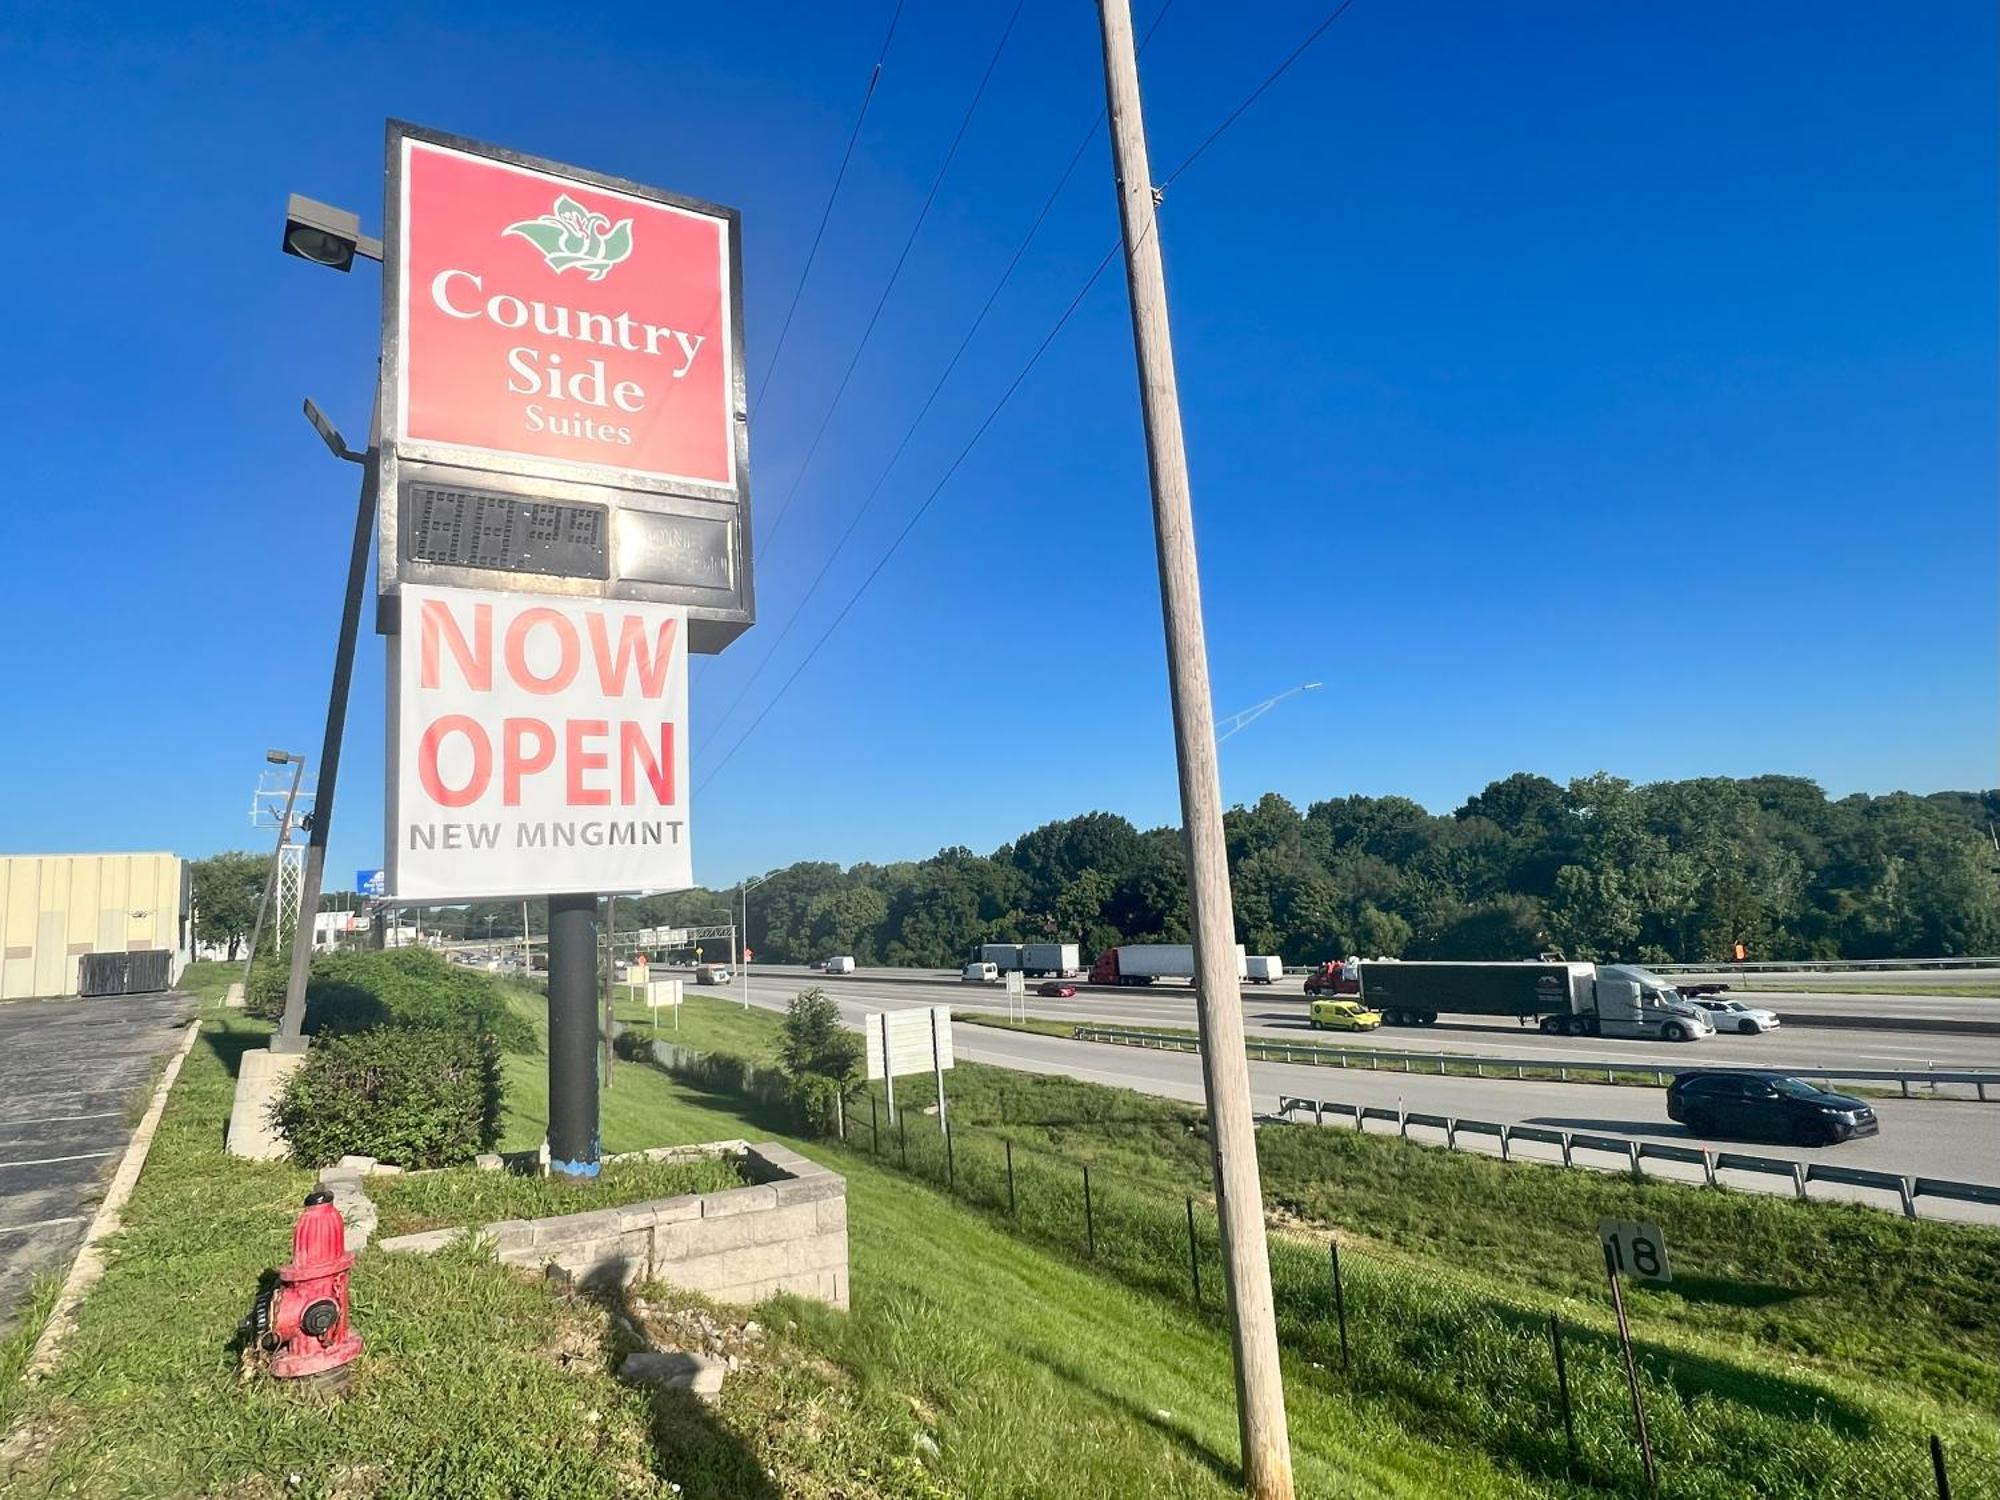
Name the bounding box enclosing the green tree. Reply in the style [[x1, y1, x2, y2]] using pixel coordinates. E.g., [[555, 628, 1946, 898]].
[[778, 987, 864, 1135], [190, 850, 267, 960]]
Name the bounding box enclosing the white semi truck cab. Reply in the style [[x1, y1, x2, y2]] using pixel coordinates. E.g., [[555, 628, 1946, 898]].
[[1587, 964, 1714, 1041]]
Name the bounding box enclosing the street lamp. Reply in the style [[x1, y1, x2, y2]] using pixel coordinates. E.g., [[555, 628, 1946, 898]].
[[271, 194, 384, 1054], [739, 874, 770, 1012], [281, 194, 383, 272], [242, 749, 306, 985]]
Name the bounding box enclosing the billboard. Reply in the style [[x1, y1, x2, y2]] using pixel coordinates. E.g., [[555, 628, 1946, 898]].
[[385, 584, 691, 899], [378, 122, 753, 653]]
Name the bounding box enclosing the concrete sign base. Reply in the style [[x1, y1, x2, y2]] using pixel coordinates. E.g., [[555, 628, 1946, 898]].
[[225, 1048, 307, 1161]]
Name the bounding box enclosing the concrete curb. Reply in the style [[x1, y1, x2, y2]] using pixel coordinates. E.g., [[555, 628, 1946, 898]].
[[20, 1015, 204, 1382]]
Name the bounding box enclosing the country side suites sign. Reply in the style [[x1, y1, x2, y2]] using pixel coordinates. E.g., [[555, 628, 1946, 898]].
[[386, 585, 691, 900], [377, 122, 753, 655], [377, 123, 740, 900]]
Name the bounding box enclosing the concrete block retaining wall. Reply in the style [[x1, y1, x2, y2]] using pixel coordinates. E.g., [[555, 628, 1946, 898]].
[[377, 1140, 849, 1310]]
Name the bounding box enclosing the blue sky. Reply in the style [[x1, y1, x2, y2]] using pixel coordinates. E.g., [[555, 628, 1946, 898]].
[[0, 0, 1992, 888]]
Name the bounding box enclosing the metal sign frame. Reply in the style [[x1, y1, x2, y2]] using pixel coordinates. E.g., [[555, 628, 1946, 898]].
[[376, 120, 753, 654]]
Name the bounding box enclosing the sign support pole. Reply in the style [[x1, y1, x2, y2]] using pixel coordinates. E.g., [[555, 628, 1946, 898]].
[[931, 1007, 949, 1134], [1095, 1, 1293, 1493], [274, 435, 378, 1053], [881, 1013, 896, 1126], [602, 896, 617, 1089], [547, 892, 601, 1176]]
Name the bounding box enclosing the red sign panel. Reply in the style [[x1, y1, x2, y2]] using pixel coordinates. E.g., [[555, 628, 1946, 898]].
[[396, 138, 735, 489]]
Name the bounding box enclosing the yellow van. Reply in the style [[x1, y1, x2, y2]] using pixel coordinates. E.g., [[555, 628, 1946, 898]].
[[1308, 999, 1383, 1032]]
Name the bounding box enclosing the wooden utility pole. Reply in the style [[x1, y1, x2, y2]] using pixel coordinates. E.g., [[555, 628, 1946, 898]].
[[1093, 1, 1294, 1494]]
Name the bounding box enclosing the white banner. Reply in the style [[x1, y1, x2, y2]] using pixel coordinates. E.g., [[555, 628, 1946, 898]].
[[865, 1006, 955, 1082], [387, 583, 692, 899]]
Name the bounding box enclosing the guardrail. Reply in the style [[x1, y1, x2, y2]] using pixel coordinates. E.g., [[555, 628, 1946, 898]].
[[1069, 1025, 2000, 1100], [1646, 957, 2000, 974], [1274, 1094, 2000, 1222]]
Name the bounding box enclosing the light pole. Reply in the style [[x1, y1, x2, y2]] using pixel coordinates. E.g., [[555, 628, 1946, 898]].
[[1216, 682, 1322, 745], [271, 192, 382, 1054], [739, 874, 769, 1011], [242, 749, 305, 982]]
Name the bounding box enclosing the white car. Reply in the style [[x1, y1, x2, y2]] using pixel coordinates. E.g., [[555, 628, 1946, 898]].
[[1693, 997, 1781, 1034]]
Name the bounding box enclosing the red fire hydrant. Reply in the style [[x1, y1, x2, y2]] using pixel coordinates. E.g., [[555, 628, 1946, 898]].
[[248, 1186, 363, 1380]]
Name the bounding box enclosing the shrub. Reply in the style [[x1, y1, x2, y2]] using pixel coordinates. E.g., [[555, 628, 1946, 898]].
[[778, 988, 862, 1136], [612, 1028, 655, 1063], [303, 947, 536, 1053], [779, 988, 863, 1080], [274, 1027, 501, 1169], [784, 1072, 849, 1136], [243, 947, 291, 1021]]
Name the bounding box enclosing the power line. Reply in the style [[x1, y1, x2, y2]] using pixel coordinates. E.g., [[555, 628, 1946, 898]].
[[1159, 0, 1359, 189], [700, 0, 1362, 787], [696, 240, 1124, 794], [755, 0, 1029, 556], [697, 1, 1180, 753], [752, 0, 909, 417]]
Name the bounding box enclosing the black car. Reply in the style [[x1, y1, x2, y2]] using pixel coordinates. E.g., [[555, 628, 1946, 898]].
[[1666, 1070, 1880, 1146]]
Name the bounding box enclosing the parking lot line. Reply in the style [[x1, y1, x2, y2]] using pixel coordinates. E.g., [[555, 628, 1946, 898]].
[[0, 1150, 116, 1171], [0, 1215, 84, 1236]]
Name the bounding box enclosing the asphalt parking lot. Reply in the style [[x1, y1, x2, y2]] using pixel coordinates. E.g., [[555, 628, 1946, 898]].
[[0, 991, 194, 1339]]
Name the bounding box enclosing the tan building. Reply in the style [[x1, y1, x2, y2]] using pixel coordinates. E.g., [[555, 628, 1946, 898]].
[[0, 853, 189, 1000]]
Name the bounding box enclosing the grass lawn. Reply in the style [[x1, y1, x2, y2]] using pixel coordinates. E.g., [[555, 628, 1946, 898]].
[[0, 965, 1546, 1499], [604, 994, 2000, 1496], [888, 1053, 2000, 1408], [370, 1154, 745, 1238]]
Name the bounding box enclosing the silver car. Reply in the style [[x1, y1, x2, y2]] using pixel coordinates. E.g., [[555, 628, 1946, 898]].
[[1694, 997, 1781, 1034]]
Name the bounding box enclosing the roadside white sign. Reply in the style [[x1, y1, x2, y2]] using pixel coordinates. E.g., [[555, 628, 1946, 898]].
[[645, 977, 683, 1010], [1598, 1219, 1672, 1282], [1005, 970, 1025, 1022], [386, 583, 691, 899], [866, 1006, 956, 1131], [866, 1006, 955, 1082]]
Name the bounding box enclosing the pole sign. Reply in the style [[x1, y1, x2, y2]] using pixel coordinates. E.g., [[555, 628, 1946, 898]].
[[378, 122, 753, 654], [385, 583, 691, 900], [355, 868, 386, 897], [1597, 1219, 1672, 1282]]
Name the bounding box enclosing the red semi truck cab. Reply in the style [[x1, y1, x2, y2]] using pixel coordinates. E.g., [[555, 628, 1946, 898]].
[[1088, 950, 1119, 985], [1303, 958, 1362, 997]]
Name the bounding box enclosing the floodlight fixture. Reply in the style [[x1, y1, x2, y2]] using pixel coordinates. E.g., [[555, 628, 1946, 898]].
[[282, 193, 383, 272]]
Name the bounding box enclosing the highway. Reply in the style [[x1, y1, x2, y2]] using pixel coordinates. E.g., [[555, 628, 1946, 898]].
[[699, 968, 2000, 1222], [733, 964, 2000, 1072]]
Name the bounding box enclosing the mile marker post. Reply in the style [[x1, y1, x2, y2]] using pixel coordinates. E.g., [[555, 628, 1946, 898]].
[[1094, 0, 1293, 1492]]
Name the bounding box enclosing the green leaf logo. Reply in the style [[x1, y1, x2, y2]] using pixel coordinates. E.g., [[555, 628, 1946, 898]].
[[503, 193, 635, 282]]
